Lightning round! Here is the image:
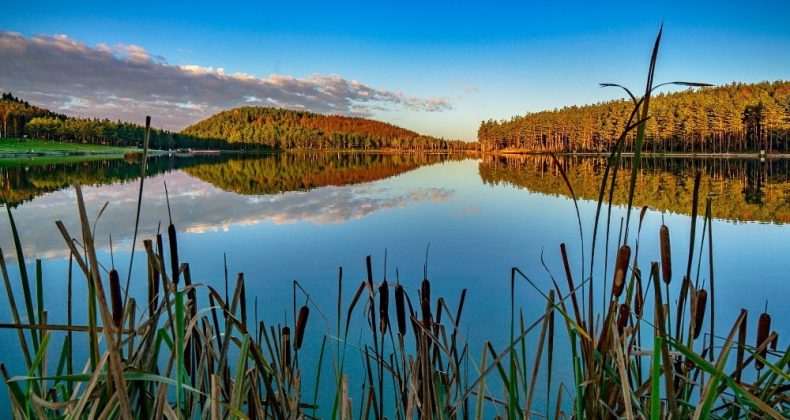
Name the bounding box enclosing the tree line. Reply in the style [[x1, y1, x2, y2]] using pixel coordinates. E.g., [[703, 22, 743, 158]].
[[1, 93, 269, 150], [181, 106, 476, 151], [478, 81, 790, 153]]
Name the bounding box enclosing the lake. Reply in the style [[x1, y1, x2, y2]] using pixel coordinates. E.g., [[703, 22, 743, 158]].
[[0, 152, 788, 416]]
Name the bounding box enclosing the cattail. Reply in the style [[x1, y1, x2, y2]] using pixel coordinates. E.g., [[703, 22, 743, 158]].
[[109, 269, 123, 328], [421, 279, 431, 327], [612, 245, 631, 298], [144, 239, 158, 317], [770, 331, 778, 351], [378, 280, 389, 334], [692, 289, 707, 339], [394, 284, 406, 336], [281, 327, 291, 370], [168, 224, 179, 285], [294, 306, 309, 350], [616, 304, 630, 335], [756, 311, 771, 370], [660, 225, 672, 284], [634, 270, 644, 317]]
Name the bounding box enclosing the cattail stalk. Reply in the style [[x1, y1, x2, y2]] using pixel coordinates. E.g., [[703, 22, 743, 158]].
[[616, 304, 630, 335], [634, 270, 644, 317], [281, 327, 291, 371]]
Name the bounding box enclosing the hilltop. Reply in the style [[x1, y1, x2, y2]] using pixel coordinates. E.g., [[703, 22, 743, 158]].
[[181, 107, 473, 151]]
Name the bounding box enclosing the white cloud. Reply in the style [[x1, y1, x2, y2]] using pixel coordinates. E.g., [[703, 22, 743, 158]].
[[0, 31, 452, 130]]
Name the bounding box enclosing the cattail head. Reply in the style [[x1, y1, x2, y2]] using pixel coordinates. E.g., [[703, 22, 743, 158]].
[[168, 224, 179, 285], [616, 304, 630, 335], [660, 225, 672, 284], [612, 245, 631, 298], [756, 312, 771, 370], [109, 269, 123, 328], [394, 284, 406, 336], [378, 280, 389, 334], [421, 279, 431, 327], [281, 327, 291, 370], [294, 306, 309, 350], [770, 331, 778, 351], [693, 289, 707, 339]]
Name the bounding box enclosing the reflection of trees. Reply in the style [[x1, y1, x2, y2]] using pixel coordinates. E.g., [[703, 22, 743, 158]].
[[183, 153, 454, 195], [478, 155, 790, 224], [0, 153, 458, 206], [0, 155, 235, 206]]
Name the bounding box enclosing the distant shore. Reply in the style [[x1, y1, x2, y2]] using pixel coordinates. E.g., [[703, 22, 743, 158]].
[[489, 150, 790, 159]]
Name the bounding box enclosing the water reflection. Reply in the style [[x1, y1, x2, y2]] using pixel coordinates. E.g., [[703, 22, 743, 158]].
[[0, 153, 458, 258], [0, 152, 458, 205], [479, 155, 790, 224]]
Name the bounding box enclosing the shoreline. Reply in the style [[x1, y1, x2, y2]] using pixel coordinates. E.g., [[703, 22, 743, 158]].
[[487, 150, 790, 159]]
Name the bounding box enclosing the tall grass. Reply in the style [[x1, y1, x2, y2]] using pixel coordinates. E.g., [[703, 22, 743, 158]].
[[0, 28, 787, 419]]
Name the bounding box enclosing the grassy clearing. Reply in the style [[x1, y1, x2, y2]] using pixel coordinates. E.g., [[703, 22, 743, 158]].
[[0, 29, 786, 419], [0, 138, 134, 155]]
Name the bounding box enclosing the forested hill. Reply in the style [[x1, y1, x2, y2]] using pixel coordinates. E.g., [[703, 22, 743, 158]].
[[0, 93, 65, 138], [0, 93, 253, 150], [478, 81, 790, 154], [181, 107, 474, 151]]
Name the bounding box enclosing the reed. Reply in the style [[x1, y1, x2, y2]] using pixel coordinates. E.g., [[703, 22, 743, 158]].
[[0, 29, 786, 420]]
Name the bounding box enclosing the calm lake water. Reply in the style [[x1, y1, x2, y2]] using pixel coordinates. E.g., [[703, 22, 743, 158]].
[[0, 152, 788, 415]]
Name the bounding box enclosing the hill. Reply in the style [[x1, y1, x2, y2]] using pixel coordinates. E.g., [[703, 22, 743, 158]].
[[0, 93, 255, 150], [478, 80, 790, 153], [181, 106, 473, 151]]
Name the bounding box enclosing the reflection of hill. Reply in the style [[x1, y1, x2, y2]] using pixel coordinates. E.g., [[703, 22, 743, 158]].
[[479, 155, 790, 224], [183, 153, 453, 195], [0, 155, 235, 206]]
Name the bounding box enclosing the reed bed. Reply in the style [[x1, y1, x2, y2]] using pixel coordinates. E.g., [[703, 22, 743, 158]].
[[0, 27, 788, 419]]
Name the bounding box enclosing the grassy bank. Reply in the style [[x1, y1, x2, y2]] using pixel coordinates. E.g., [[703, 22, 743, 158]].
[[0, 138, 136, 155]]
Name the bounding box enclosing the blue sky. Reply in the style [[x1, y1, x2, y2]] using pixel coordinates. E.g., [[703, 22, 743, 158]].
[[2, 0, 789, 140]]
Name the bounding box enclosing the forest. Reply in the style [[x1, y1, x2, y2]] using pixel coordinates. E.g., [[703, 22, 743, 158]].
[[0, 93, 267, 150], [2, 94, 474, 151], [182, 106, 474, 151], [478, 81, 790, 153]]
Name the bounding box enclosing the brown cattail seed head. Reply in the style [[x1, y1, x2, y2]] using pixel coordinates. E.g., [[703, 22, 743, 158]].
[[109, 269, 123, 328], [756, 312, 771, 369], [395, 284, 406, 336], [770, 332, 778, 351], [421, 279, 431, 326], [612, 245, 631, 298], [294, 306, 309, 350], [378, 280, 389, 334], [616, 304, 630, 335], [660, 225, 672, 284], [693, 289, 708, 339], [168, 224, 179, 285]]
